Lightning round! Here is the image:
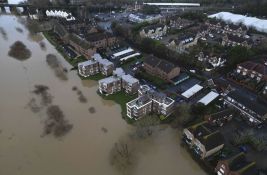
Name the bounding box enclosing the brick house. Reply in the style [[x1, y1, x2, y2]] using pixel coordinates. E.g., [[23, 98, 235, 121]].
[[86, 32, 117, 49], [215, 152, 257, 175], [224, 89, 267, 125], [144, 55, 180, 81], [222, 34, 252, 48], [183, 121, 224, 159], [168, 33, 200, 53], [168, 16, 194, 29], [78, 59, 99, 77], [139, 24, 167, 39], [236, 60, 267, 82], [67, 34, 96, 59]]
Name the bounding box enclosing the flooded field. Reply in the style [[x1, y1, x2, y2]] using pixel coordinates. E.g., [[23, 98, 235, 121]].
[[0, 15, 206, 175]]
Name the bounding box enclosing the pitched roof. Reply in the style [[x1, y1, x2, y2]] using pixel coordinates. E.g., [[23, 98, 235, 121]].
[[144, 55, 161, 67], [157, 60, 177, 74], [227, 90, 267, 116], [86, 32, 106, 42], [68, 34, 93, 50], [239, 60, 267, 76]]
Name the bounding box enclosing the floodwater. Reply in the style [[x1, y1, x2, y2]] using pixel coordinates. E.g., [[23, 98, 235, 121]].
[[0, 15, 206, 175]]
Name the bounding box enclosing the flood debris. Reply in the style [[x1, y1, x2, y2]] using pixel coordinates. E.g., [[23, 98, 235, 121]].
[[8, 41, 31, 61], [32, 85, 53, 106], [16, 27, 23, 33], [101, 127, 108, 133], [43, 105, 73, 138], [88, 107, 96, 114], [46, 54, 68, 80], [0, 27, 8, 40]]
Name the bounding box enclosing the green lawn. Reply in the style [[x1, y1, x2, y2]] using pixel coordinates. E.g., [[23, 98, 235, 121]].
[[98, 91, 137, 123], [79, 73, 106, 81]]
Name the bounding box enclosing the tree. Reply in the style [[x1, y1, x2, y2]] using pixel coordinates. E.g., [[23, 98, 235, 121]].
[[171, 103, 191, 128]]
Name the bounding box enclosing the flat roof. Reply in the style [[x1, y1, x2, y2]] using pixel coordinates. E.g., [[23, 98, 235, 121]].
[[143, 3, 200, 6], [120, 52, 141, 61], [181, 84, 203, 99], [198, 91, 219, 106], [112, 48, 134, 58]]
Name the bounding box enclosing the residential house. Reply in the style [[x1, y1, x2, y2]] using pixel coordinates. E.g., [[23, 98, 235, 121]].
[[98, 76, 122, 95], [139, 24, 167, 39], [53, 21, 69, 43], [224, 89, 267, 125], [67, 34, 96, 59], [97, 56, 114, 76], [144, 55, 180, 81], [78, 53, 114, 77], [206, 20, 224, 32], [183, 121, 224, 159], [168, 17, 194, 29], [121, 74, 140, 94], [126, 85, 175, 120], [98, 67, 141, 95], [215, 152, 257, 175], [58, 19, 97, 34], [78, 59, 99, 77], [126, 95, 153, 119], [86, 32, 117, 49], [236, 60, 267, 82], [223, 24, 247, 37], [222, 34, 252, 48], [168, 33, 199, 53]]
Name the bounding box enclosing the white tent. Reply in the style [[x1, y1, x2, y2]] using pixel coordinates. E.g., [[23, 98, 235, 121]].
[[209, 12, 267, 33]]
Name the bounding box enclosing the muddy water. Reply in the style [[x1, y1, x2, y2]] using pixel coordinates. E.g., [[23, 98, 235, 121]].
[[0, 15, 206, 175]]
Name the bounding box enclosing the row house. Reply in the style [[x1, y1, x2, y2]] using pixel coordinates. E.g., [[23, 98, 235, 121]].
[[78, 54, 114, 77], [183, 121, 224, 159], [139, 24, 167, 39], [86, 32, 117, 49], [168, 17, 194, 30], [53, 21, 69, 43], [215, 152, 257, 175], [168, 33, 199, 53], [58, 19, 98, 34], [144, 55, 180, 82], [224, 89, 267, 125], [222, 34, 252, 48], [126, 85, 175, 120], [67, 34, 96, 59], [223, 24, 247, 37], [98, 68, 140, 95], [236, 60, 267, 82], [206, 20, 247, 37]]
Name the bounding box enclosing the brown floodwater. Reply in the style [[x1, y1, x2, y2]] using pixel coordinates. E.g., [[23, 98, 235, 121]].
[[0, 14, 206, 175]]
